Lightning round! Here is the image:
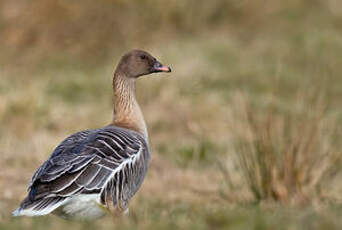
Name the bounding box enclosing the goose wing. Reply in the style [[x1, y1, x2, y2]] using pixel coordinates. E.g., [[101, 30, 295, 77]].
[[14, 127, 149, 215]]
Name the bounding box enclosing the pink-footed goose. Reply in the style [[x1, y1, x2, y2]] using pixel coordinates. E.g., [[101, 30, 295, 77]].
[[13, 50, 171, 219]]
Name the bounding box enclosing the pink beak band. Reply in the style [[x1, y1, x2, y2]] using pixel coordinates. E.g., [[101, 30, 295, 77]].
[[153, 61, 171, 73], [155, 65, 171, 72]]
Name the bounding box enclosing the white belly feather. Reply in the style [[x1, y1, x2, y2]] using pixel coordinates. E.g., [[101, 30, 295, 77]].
[[56, 194, 106, 220]]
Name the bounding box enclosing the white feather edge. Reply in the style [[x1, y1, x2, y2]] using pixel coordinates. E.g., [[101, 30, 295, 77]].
[[12, 198, 70, 216]]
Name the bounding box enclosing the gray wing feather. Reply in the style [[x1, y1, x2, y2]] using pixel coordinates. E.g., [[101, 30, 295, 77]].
[[28, 130, 93, 188], [19, 126, 149, 213]]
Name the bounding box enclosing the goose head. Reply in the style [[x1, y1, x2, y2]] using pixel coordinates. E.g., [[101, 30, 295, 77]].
[[116, 50, 171, 78]]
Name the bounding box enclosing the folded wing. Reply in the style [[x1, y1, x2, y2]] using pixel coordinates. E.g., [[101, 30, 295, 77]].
[[14, 126, 149, 216]]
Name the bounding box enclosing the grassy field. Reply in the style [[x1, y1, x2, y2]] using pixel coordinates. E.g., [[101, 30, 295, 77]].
[[1, 1, 342, 229]]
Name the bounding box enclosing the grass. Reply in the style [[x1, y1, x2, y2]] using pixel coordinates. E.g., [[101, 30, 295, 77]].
[[219, 92, 341, 203], [1, 0, 342, 229], [2, 204, 342, 230], [0, 204, 341, 230]]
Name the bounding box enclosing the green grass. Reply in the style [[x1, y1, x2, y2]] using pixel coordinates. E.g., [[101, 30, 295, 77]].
[[2, 203, 342, 230]]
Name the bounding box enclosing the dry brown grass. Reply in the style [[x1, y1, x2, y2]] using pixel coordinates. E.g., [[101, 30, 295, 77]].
[[2, 0, 342, 66], [220, 91, 341, 204]]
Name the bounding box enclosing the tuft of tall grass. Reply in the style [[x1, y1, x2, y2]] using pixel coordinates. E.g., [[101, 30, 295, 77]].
[[221, 92, 341, 204]]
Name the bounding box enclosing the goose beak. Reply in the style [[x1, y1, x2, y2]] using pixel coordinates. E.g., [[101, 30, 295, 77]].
[[152, 61, 171, 73]]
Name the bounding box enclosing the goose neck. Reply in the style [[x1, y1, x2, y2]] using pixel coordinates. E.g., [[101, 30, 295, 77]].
[[112, 73, 148, 139]]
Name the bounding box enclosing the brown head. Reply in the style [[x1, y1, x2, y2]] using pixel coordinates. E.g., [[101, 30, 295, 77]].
[[115, 50, 171, 78]]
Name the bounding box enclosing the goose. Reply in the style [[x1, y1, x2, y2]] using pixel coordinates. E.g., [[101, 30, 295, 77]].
[[13, 50, 171, 219]]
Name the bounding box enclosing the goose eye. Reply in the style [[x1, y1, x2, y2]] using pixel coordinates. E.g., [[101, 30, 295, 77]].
[[140, 55, 146, 60]]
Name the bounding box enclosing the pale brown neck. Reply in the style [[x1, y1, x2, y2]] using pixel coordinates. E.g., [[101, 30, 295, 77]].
[[112, 73, 148, 138]]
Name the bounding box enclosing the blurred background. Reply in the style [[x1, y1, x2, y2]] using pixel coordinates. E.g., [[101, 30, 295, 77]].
[[0, 0, 342, 229]]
